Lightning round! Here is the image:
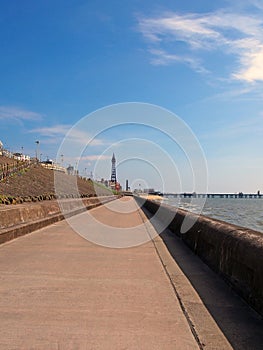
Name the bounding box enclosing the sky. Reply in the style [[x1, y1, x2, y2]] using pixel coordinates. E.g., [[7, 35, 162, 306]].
[[0, 0, 263, 193]]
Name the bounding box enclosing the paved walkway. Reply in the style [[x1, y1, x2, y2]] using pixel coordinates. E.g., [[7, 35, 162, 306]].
[[0, 197, 201, 350]]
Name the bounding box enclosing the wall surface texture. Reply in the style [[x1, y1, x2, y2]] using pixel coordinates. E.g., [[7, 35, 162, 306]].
[[135, 196, 263, 316], [0, 196, 117, 244]]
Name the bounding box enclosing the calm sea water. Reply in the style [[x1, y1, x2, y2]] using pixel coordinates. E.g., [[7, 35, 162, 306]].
[[164, 197, 263, 233]]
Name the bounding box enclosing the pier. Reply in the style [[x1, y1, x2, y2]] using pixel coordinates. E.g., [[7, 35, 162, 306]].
[[0, 196, 262, 349], [165, 192, 263, 199]]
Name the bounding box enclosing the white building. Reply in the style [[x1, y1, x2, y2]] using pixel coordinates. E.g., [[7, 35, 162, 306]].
[[13, 152, 30, 161]]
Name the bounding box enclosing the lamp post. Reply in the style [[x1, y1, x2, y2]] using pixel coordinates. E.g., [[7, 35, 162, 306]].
[[35, 141, 40, 161], [21, 146, 24, 162]]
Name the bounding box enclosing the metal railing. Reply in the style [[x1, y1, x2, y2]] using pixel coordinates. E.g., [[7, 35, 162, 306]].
[[0, 160, 37, 182]]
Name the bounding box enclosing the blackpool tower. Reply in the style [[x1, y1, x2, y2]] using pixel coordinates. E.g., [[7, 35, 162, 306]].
[[111, 153, 117, 183]]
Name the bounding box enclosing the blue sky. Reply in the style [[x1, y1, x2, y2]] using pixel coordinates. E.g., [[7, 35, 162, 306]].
[[0, 0, 263, 193]]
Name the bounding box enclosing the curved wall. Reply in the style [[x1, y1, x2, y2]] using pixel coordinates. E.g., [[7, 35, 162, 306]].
[[135, 196, 263, 316]]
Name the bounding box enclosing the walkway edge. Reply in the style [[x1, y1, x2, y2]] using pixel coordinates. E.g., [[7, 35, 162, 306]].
[[137, 206, 233, 350], [0, 196, 117, 245]]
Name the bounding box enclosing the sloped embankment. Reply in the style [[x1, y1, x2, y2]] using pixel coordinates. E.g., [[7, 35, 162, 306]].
[[0, 164, 112, 204]]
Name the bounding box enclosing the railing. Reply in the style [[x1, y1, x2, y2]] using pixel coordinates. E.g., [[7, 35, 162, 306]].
[[0, 160, 36, 182], [40, 163, 66, 173]]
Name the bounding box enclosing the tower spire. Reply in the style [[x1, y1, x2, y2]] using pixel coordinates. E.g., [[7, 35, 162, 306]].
[[111, 153, 117, 183]]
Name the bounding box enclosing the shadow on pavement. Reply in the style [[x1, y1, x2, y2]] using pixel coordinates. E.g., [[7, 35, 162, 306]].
[[141, 207, 263, 350]]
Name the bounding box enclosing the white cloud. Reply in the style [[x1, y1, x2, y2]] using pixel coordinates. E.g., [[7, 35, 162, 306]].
[[0, 106, 42, 121], [30, 124, 71, 136], [30, 124, 105, 147], [139, 13, 222, 49], [233, 47, 263, 82], [149, 49, 209, 74], [138, 6, 263, 83]]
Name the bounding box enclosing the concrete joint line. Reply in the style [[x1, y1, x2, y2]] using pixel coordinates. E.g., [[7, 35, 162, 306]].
[[136, 206, 204, 349], [137, 206, 233, 350]]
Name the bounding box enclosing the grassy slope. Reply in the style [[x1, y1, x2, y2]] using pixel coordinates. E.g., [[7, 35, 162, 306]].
[[0, 156, 20, 166], [0, 164, 111, 198]]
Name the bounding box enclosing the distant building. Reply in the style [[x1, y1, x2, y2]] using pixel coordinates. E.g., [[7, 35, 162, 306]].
[[41, 159, 54, 165], [13, 152, 30, 161], [143, 188, 155, 193], [40, 159, 65, 173], [67, 165, 74, 175]]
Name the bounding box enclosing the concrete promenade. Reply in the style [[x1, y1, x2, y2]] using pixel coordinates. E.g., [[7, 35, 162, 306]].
[[0, 197, 261, 349]]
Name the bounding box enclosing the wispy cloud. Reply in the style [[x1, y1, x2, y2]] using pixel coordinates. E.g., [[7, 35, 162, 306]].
[[222, 115, 263, 137], [201, 114, 263, 140], [233, 47, 263, 82], [198, 84, 263, 103], [247, 0, 263, 11], [30, 124, 105, 146], [149, 49, 209, 74], [0, 106, 42, 121], [81, 155, 111, 161], [137, 5, 263, 83], [30, 124, 71, 137]]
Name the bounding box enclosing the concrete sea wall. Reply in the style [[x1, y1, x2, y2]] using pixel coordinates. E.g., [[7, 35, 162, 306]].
[[135, 196, 263, 316], [0, 196, 117, 245]]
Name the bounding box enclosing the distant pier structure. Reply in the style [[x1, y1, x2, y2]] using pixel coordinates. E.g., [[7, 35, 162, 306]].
[[165, 192, 263, 199]]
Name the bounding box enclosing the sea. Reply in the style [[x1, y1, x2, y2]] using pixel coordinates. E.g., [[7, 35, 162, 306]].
[[164, 197, 263, 233]]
